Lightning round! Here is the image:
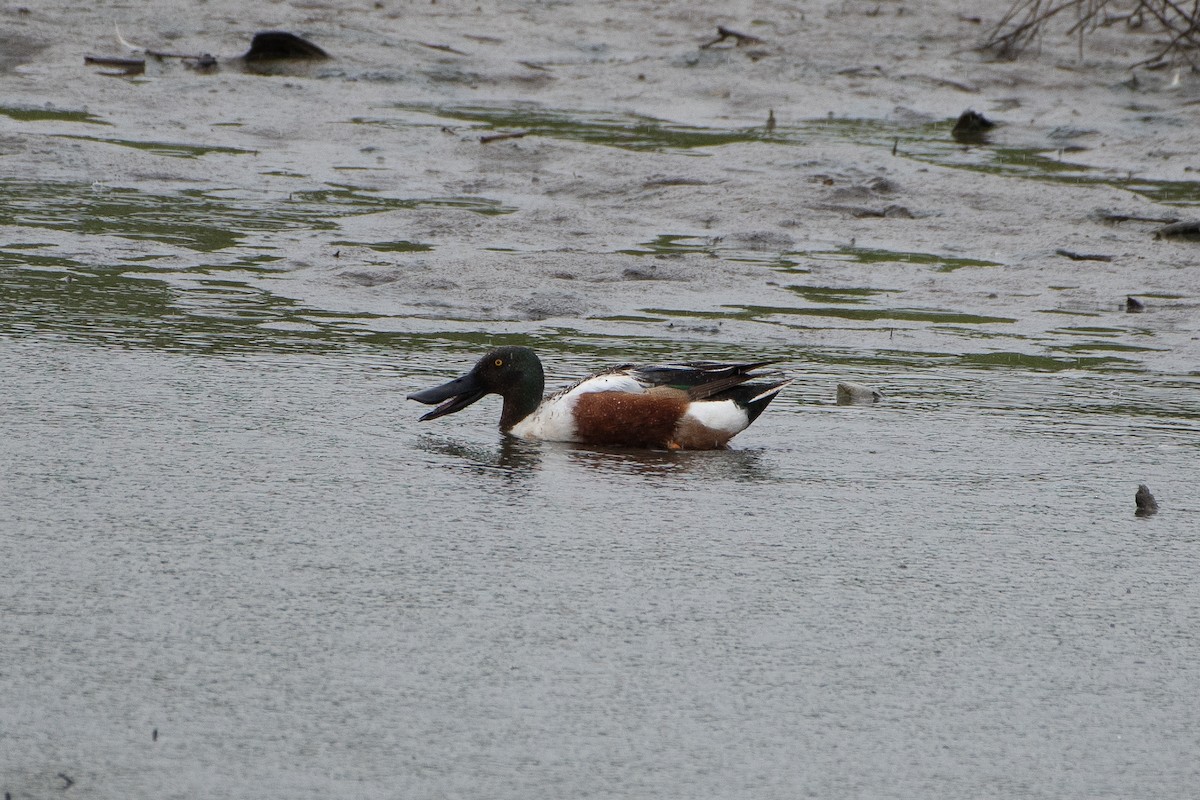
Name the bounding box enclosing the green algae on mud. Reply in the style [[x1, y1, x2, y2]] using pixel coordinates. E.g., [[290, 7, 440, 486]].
[[617, 234, 722, 257], [0, 113, 1184, 381], [1, 252, 755, 361], [0, 105, 110, 125], [785, 285, 902, 304], [330, 239, 435, 254], [800, 117, 1200, 205], [0, 179, 513, 253], [0, 239, 1117, 373], [379, 102, 1200, 204], [2, 251, 1122, 375], [1052, 341, 1164, 353], [617, 234, 804, 270], [618, 236, 999, 273], [955, 350, 1132, 371], [0, 180, 259, 251], [383, 103, 771, 152], [53, 134, 255, 159], [292, 187, 514, 217], [785, 246, 1001, 273], [644, 304, 1017, 325], [0, 255, 345, 355]]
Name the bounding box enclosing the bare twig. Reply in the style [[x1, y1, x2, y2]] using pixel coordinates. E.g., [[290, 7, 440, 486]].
[[1055, 248, 1114, 261], [985, 0, 1084, 58], [419, 42, 468, 56], [982, 0, 1200, 66], [700, 26, 765, 49], [480, 131, 529, 144], [1093, 210, 1179, 224]]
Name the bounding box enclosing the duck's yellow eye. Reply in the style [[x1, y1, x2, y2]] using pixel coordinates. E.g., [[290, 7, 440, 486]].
[[494, 358, 504, 367]]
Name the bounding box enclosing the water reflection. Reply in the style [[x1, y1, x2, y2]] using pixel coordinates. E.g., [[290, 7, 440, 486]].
[[414, 432, 777, 484], [565, 442, 775, 482], [415, 434, 544, 478]]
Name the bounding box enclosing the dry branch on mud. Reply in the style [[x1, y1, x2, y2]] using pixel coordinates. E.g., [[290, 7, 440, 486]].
[[983, 0, 1200, 67]]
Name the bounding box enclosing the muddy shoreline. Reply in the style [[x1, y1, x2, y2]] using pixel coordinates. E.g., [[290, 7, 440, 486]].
[[2, 1, 1197, 376]]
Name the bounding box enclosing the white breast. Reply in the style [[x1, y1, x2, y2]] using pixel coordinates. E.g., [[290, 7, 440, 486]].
[[509, 372, 644, 441]]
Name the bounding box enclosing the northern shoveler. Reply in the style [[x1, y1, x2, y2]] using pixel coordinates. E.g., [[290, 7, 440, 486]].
[[408, 346, 790, 450]]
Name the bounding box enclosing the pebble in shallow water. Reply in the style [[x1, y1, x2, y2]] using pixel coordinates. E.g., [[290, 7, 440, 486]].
[[1135, 484, 1159, 517], [837, 382, 883, 405]]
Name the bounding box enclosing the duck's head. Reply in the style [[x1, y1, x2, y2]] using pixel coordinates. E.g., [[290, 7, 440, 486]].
[[408, 346, 545, 428]]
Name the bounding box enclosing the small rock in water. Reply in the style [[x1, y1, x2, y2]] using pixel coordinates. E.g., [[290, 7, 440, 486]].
[[1135, 484, 1158, 517], [243, 31, 329, 62], [1153, 220, 1200, 241], [186, 53, 218, 72], [836, 382, 883, 405], [952, 109, 994, 143], [1125, 296, 1145, 313]]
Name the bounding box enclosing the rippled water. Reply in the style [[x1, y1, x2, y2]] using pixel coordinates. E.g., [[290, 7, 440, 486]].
[[4, 311, 1198, 799], [5, 2, 1200, 797]]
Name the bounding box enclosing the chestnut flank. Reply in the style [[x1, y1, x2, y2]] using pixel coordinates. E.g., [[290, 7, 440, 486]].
[[573, 392, 688, 448]]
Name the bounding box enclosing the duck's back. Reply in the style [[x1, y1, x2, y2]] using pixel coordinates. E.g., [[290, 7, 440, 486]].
[[506, 362, 785, 449]]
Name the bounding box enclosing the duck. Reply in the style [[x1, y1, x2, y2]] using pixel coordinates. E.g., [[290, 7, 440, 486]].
[[408, 346, 790, 450]]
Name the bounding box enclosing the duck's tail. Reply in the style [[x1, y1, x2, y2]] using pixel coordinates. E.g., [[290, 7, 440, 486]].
[[721, 378, 792, 423]]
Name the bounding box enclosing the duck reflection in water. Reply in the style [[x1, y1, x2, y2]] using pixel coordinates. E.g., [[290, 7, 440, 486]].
[[415, 433, 775, 483]]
